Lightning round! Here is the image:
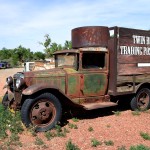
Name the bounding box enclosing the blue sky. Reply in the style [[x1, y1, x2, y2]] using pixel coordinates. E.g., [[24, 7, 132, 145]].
[[0, 0, 150, 52]]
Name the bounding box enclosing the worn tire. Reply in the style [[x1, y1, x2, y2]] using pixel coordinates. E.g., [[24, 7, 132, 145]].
[[2, 92, 9, 109], [130, 88, 150, 111], [21, 93, 62, 132]]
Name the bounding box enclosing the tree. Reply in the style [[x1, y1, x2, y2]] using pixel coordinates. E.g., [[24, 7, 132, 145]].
[[63, 40, 72, 50], [33, 52, 45, 60], [0, 47, 12, 60], [39, 34, 63, 57], [13, 45, 33, 64]]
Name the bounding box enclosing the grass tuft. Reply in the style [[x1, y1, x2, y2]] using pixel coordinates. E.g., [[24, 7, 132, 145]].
[[66, 139, 80, 150], [132, 110, 141, 116], [130, 144, 150, 150], [72, 118, 79, 122], [88, 126, 94, 132], [112, 111, 121, 116], [104, 140, 114, 146], [140, 132, 150, 140], [91, 138, 102, 147], [68, 123, 78, 129]]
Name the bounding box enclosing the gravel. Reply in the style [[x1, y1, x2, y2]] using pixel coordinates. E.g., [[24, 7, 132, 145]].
[[0, 68, 150, 149]]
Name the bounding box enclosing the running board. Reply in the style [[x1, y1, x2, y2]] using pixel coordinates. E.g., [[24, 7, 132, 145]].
[[82, 102, 118, 110]]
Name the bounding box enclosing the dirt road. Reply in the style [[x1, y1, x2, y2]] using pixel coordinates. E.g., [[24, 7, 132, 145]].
[[0, 68, 23, 97]]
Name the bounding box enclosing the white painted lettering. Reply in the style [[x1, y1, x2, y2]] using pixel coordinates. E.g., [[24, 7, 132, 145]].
[[146, 37, 150, 45]]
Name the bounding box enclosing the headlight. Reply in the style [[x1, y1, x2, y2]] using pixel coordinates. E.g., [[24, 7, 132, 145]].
[[16, 78, 25, 89], [6, 76, 13, 86]]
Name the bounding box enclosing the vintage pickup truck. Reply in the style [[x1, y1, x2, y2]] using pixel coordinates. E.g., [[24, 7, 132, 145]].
[[2, 26, 150, 131]]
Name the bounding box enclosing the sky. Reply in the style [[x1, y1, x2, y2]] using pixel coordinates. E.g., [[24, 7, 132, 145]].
[[0, 0, 150, 52]]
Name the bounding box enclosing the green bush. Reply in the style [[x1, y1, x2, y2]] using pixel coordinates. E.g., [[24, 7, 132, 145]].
[[0, 104, 23, 139]]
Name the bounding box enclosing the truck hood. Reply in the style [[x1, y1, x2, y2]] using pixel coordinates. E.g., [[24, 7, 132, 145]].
[[23, 68, 67, 93], [24, 68, 66, 78]]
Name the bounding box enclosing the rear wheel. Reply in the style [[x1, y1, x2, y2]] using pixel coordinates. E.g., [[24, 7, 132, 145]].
[[130, 88, 150, 111], [21, 93, 62, 132]]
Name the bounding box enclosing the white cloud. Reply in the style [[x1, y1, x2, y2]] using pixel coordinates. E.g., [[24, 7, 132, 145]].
[[0, 0, 149, 51]]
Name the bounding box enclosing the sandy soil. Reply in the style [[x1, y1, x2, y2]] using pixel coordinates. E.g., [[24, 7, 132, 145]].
[[0, 68, 150, 150], [0, 68, 23, 97]]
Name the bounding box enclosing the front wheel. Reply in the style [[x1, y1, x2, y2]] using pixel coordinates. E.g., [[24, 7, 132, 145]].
[[2, 92, 9, 109], [130, 88, 150, 111], [21, 93, 62, 132]]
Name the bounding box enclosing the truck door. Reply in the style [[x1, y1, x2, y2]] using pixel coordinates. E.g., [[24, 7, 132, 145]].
[[80, 51, 108, 97]]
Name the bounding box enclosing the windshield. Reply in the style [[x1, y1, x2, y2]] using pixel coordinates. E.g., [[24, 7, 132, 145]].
[[56, 53, 76, 68]]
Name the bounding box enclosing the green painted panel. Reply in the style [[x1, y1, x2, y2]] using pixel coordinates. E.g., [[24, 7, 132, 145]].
[[83, 74, 106, 95], [68, 75, 79, 96]]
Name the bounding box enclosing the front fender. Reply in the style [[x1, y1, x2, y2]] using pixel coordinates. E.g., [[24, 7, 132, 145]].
[[22, 84, 64, 95]]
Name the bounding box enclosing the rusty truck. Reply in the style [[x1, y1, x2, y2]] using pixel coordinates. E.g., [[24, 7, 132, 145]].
[[2, 26, 150, 131]]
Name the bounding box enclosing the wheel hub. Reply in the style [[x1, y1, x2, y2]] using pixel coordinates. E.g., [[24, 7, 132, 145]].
[[38, 108, 50, 120], [138, 92, 149, 109], [31, 101, 55, 125]]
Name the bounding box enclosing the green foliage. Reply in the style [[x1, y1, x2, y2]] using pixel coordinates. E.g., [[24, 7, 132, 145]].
[[39, 34, 72, 57], [27, 125, 37, 137], [63, 40, 72, 50], [55, 125, 66, 137], [104, 140, 114, 146], [0, 35, 72, 67], [0, 104, 24, 148], [44, 126, 70, 140], [88, 126, 94, 132], [130, 144, 150, 150], [39, 34, 62, 57], [112, 111, 121, 116], [91, 138, 102, 147], [33, 52, 45, 60], [140, 132, 150, 140], [117, 145, 127, 150], [68, 123, 78, 129], [0, 104, 24, 136], [34, 137, 45, 146], [132, 110, 141, 116], [66, 139, 80, 150], [72, 118, 79, 122], [45, 131, 56, 140]]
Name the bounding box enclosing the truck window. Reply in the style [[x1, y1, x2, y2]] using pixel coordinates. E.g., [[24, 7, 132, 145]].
[[82, 52, 105, 69]]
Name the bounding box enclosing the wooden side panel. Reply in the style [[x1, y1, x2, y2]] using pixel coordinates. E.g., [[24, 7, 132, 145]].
[[118, 64, 150, 75], [116, 27, 150, 94], [118, 27, 150, 76]]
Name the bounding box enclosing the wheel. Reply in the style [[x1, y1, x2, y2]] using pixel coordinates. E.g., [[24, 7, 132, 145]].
[[2, 92, 9, 109], [130, 88, 150, 111], [21, 93, 62, 132]]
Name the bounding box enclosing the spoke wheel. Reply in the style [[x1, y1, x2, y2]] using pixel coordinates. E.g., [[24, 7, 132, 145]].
[[131, 88, 150, 111], [21, 93, 62, 132], [137, 92, 149, 109], [30, 100, 56, 127]]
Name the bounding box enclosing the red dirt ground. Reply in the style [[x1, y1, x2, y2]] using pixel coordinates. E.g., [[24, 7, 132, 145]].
[[0, 68, 150, 150]]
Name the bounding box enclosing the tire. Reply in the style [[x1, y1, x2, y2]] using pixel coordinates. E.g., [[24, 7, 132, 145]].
[[2, 92, 9, 109], [21, 93, 62, 132], [130, 88, 150, 111]]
